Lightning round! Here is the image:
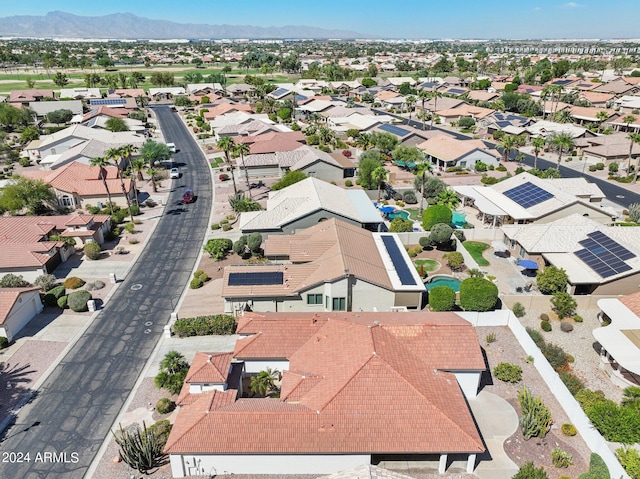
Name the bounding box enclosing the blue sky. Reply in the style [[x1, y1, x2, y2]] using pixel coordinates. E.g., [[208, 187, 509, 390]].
[[1, 1, 637, 39]]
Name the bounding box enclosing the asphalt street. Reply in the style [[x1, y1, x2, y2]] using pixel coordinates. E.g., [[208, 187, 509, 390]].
[[0, 106, 212, 478]]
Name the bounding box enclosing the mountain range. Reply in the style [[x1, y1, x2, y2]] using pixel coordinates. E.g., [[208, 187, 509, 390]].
[[0, 11, 365, 40]]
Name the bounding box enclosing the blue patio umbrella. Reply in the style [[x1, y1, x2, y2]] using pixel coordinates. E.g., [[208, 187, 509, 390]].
[[379, 206, 395, 213], [517, 259, 539, 270]]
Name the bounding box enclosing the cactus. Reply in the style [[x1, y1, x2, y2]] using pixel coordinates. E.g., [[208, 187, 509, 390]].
[[112, 421, 168, 473], [629, 203, 640, 223], [518, 386, 552, 440]]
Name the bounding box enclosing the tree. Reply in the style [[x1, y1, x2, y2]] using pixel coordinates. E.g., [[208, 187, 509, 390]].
[[0, 103, 34, 132], [428, 223, 453, 246], [623, 114, 637, 133], [626, 132, 640, 183], [250, 368, 280, 397], [173, 95, 192, 108], [428, 91, 443, 130], [459, 277, 499, 311], [549, 132, 574, 167], [106, 146, 135, 224], [531, 137, 546, 170], [216, 136, 238, 194], [105, 117, 129, 132], [536, 265, 568, 295], [443, 251, 464, 271], [52, 72, 69, 87], [20, 126, 40, 143], [429, 286, 456, 312], [354, 132, 373, 151], [498, 135, 518, 162], [154, 350, 188, 395], [0, 273, 31, 288], [46, 109, 73, 125], [436, 189, 460, 209], [0, 177, 56, 215], [203, 238, 233, 260], [413, 160, 433, 214], [369, 132, 399, 155], [551, 292, 577, 319], [389, 217, 413, 232], [422, 204, 452, 231], [392, 145, 424, 166], [271, 170, 307, 191], [233, 142, 252, 197], [140, 141, 172, 167], [357, 150, 383, 190], [89, 156, 115, 215], [372, 166, 388, 203]]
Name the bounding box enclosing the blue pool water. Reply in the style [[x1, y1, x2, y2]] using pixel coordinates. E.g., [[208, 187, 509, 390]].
[[388, 210, 410, 221], [425, 276, 461, 292], [452, 211, 467, 227]]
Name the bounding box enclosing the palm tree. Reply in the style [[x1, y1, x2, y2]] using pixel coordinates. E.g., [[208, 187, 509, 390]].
[[498, 135, 518, 163], [355, 132, 372, 151], [106, 147, 135, 223], [550, 133, 575, 167], [414, 160, 433, 214], [627, 132, 640, 183], [217, 136, 238, 194], [372, 166, 388, 203], [405, 95, 416, 122], [428, 91, 443, 130], [418, 90, 430, 130], [540, 86, 552, 119], [160, 350, 188, 375], [129, 157, 146, 208], [89, 156, 114, 215], [249, 368, 280, 397], [623, 115, 637, 133], [596, 110, 609, 133], [531, 137, 546, 170], [233, 142, 252, 197]]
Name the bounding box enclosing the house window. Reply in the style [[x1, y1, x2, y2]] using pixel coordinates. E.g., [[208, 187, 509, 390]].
[[519, 248, 526, 259], [332, 297, 346, 311], [307, 293, 322, 305], [308, 171, 316, 177], [61, 195, 73, 207]]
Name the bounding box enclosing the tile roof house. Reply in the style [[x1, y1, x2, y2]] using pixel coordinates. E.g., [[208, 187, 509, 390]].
[[224, 218, 424, 314], [454, 172, 614, 228], [595, 291, 640, 388], [576, 132, 640, 164], [8, 89, 54, 106], [59, 87, 101, 99], [239, 178, 383, 234], [165, 311, 485, 476], [202, 102, 253, 120], [0, 287, 44, 342], [29, 100, 84, 119], [417, 134, 500, 170]]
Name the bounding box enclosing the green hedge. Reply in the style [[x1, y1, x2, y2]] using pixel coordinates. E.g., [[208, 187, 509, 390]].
[[43, 285, 66, 306], [173, 315, 237, 337], [459, 277, 498, 311], [68, 290, 92, 312], [428, 286, 456, 311]]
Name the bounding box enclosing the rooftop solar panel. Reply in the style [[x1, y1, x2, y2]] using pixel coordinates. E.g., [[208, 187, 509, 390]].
[[379, 123, 410, 137], [503, 182, 554, 208], [574, 231, 636, 278], [228, 271, 284, 286], [380, 235, 417, 286], [89, 98, 126, 106], [448, 88, 466, 94], [271, 88, 289, 97]]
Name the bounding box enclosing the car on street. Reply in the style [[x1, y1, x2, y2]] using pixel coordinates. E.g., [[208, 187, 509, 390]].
[[170, 168, 180, 179], [182, 189, 194, 204]]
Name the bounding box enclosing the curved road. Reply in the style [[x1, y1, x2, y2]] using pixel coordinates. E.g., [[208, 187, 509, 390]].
[[377, 109, 640, 208], [0, 106, 212, 478]]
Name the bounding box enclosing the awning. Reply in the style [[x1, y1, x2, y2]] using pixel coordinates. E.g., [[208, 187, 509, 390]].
[[518, 259, 539, 270]]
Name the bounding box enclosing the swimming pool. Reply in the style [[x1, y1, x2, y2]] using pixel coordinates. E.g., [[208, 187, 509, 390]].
[[387, 210, 410, 221], [452, 211, 467, 227], [425, 275, 461, 292]]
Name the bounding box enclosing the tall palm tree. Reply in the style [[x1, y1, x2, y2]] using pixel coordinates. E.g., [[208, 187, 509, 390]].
[[405, 95, 416, 122], [106, 147, 135, 223], [623, 115, 637, 133], [531, 137, 546, 170], [372, 166, 388, 203], [596, 110, 609, 133], [89, 156, 114, 215], [418, 90, 430, 130], [414, 160, 433, 214], [354, 132, 372, 151], [550, 133, 575, 167], [498, 135, 518, 163], [249, 368, 280, 397], [217, 136, 238, 194], [129, 157, 146, 208], [234, 142, 252, 197], [428, 91, 443, 130], [627, 132, 640, 183]]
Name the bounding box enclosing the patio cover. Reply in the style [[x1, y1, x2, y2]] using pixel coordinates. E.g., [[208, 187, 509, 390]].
[[594, 298, 640, 376], [454, 185, 507, 217]]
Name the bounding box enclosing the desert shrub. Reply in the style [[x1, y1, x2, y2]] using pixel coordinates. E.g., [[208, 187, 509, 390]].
[[173, 315, 237, 337], [203, 238, 233, 260], [43, 285, 66, 306], [552, 448, 574, 468], [63, 276, 86, 290], [589, 401, 640, 443], [34, 274, 57, 292], [428, 223, 453, 246], [578, 453, 610, 479], [57, 296, 68, 309], [616, 447, 640, 479], [540, 313, 550, 321], [345, 180, 353, 187], [526, 327, 544, 347], [536, 265, 569, 294], [211, 223, 221, 230], [493, 362, 522, 383], [560, 321, 574, 332], [0, 273, 31, 288], [567, 354, 575, 363], [486, 332, 497, 343], [220, 219, 229, 225], [576, 389, 609, 414], [419, 236, 431, 249], [85, 280, 105, 291], [155, 398, 176, 415], [403, 191, 417, 204], [561, 423, 577, 436], [453, 229, 466, 241], [428, 286, 456, 312], [541, 342, 568, 370], [512, 302, 525, 318], [518, 386, 552, 440], [84, 242, 102, 260], [124, 222, 135, 234], [541, 320, 552, 332], [222, 224, 232, 231], [389, 217, 413, 232], [459, 277, 498, 312], [573, 314, 583, 323], [422, 204, 452, 230], [444, 251, 464, 271], [559, 369, 585, 396], [512, 461, 548, 479], [190, 278, 203, 289], [0, 337, 8, 349], [129, 205, 140, 216], [67, 290, 92, 312], [552, 292, 577, 319]]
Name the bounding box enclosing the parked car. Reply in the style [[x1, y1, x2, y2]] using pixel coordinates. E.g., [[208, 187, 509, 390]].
[[170, 168, 180, 179], [182, 189, 194, 204], [167, 142, 177, 153]]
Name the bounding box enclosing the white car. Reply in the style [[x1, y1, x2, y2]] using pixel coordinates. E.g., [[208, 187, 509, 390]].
[[170, 168, 180, 179], [167, 142, 177, 153]]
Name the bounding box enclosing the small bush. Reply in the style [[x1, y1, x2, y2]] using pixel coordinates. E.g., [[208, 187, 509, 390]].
[[486, 332, 497, 344], [459, 277, 498, 312], [561, 423, 577, 436], [513, 461, 548, 479], [573, 314, 583, 323], [173, 315, 237, 337], [220, 219, 229, 225], [559, 369, 585, 396], [84, 242, 102, 260], [34, 274, 57, 292], [541, 320, 552, 332], [190, 278, 203, 289], [345, 179, 353, 187], [583, 453, 610, 479], [526, 327, 544, 347], [512, 302, 525, 318], [0, 337, 8, 349], [541, 342, 569, 370], [567, 354, 575, 363], [67, 290, 92, 312], [57, 296, 68, 309], [560, 321, 574, 332], [0, 273, 31, 288], [540, 313, 550, 321], [156, 398, 176, 414], [403, 191, 417, 204], [493, 362, 522, 383], [222, 224, 232, 231], [128, 238, 139, 245], [211, 223, 221, 230], [43, 285, 66, 306], [552, 448, 574, 468], [85, 280, 105, 291], [419, 236, 431, 249], [428, 286, 456, 312], [64, 276, 86, 290], [616, 448, 640, 479]]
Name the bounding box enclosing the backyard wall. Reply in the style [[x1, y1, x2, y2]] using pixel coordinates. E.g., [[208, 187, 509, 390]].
[[501, 294, 621, 311], [458, 309, 630, 479]]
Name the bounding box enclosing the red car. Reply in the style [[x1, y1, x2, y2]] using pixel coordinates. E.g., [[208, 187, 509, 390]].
[[182, 189, 194, 204]]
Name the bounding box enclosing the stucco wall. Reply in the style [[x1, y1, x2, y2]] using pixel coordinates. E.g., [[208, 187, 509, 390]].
[[1, 291, 43, 342], [458, 150, 500, 169], [298, 161, 344, 183], [452, 371, 481, 400], [243, 359, 289, 375], [537, 202, 613, 224], [283, 210, 364, 235]]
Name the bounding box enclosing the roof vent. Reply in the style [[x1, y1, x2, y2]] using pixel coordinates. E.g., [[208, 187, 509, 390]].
[[207, 355, 212, 362], [374, 320, 380, 325]]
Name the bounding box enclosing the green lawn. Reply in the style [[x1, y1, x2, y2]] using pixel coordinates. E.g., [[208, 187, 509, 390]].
[[463, 241, 490, 266], [405, 208, 422, 222], [414, 259, 440, 273]]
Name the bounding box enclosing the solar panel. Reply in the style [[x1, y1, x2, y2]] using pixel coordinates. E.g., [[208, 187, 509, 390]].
[[379, 123, 409, 137], [228, 271, 284, 286], [503, 182, 554, 208], [271, 88, 289, 97], [380, 235, 417, 286], [448, 88, 466, 94], [553, 79, 573, 86], [90, 98, 126, 106], [574, 231, 636, 278]]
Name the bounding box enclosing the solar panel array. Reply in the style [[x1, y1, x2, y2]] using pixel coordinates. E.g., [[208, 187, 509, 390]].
[[503, 182, 554, 208], [448, 88, 466, 95], [89, 98, 126, 106], [379, 123, 409, 137], [553, 79, 574, 86], [271, 88, 289, 97], [228, 271, 284, 286], [574, 231, 636, 278], [380, 235, 417, 286]]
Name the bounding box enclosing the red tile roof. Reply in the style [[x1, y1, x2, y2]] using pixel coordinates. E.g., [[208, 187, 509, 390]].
[[166, 312, 485, 456], [234, 131, 306, 154], [184, 352, 233, 384], [0, 287, 41, 325], [621, 291, 640, 318]]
